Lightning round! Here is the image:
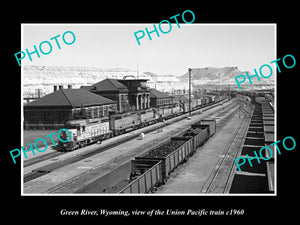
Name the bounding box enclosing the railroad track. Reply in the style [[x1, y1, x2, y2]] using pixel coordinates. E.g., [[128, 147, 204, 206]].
[[200, 104, 252, 194], [23, 151, 64, 168], [23, 99, 235, 184], [48, 102, 241, 194]]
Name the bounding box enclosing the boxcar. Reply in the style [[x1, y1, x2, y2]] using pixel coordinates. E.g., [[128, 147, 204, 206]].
[[196, 99, 202, 108], [181, 102, 190, 113], [203, 97, 209, 105], [192, 99, 197, 109], [206, 96, 211, 103]]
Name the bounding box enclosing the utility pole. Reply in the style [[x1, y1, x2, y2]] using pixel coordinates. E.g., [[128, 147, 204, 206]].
[[188, 68, 192, 118]]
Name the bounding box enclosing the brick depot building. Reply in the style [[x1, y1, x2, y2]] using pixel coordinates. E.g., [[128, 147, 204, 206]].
[[24, 88, 117, 130], [81, 78, 151, 113]]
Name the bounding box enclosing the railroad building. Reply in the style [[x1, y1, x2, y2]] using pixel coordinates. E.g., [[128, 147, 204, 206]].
[[81, 78, 151, 113], [149, 89, 178, 108], [24, 87, 117, 130], [118, 78, 151, 111]]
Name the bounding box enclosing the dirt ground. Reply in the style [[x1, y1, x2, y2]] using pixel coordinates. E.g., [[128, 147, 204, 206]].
[[23, 129, 60, 149]]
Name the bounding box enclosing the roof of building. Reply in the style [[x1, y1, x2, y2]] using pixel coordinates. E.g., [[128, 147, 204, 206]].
[[79, 85, 92, 91], [24, 89, 116, 108], [87, 78, 129, 92], [149, 89, 171, 99]]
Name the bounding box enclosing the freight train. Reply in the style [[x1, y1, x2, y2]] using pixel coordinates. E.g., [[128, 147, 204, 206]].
[[57, 95, 227, 151], [119, 119, 217, 194]]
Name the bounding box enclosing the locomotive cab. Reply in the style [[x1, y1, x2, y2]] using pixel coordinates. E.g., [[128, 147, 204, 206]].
[[58, 118, 111, 151], [57, 121, 81, 151]]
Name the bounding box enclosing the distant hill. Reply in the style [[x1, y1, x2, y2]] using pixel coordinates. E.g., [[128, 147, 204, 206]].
[[23, 66, 189, 97], [23, 66, 274, 98], [179, 67, 274, 90]]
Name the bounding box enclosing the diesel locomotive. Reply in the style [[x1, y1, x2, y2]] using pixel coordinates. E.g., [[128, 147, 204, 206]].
[[57, 95, 226, 151]]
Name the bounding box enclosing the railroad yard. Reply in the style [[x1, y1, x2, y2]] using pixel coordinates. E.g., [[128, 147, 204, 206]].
[[22, 90, 275, 194]]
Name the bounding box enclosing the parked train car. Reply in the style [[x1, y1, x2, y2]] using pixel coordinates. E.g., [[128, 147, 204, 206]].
[[119, 159, 163, 194], [196, 99, 202, 107], [200, 97, 206, 105], [191, 99, 198, 109], [207, 95, 213, 103], [181, 102, 189, 113], [179, 95, 227, 113], [192, 119, 216, 137], [136, 136, 194, 182], [119, 119, 216, 194], [183, 126, 209, 154], [202, 96, 209, 105]]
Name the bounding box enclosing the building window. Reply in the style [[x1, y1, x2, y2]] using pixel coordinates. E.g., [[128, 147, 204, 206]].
[[59, 112, 67, 121], [27, 112, 37, 122], [104, 106, 108, 117], [93, 107, 98, 118], [42, 111, 52, 121]]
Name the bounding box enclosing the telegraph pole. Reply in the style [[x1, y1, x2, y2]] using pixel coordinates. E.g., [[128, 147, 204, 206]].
[[188, 68, 192, 118]]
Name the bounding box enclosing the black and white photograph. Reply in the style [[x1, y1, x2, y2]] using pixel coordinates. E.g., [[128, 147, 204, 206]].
[[21, 24, 276, 195], [4, 4, 298, 224]]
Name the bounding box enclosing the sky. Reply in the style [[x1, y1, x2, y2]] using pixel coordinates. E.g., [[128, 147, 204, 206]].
[[22, 24, 276, 76]]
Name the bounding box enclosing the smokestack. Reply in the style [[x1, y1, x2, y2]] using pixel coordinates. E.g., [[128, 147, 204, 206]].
[[54, 85, 57, 92]]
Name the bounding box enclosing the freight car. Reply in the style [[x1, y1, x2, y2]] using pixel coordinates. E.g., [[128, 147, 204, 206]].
[[119, 159, 163, 194], [119, 119, 216, 194], [181, 94, 227, 113], [183, 126, 209, 155], [192, 119, 216, 137], [136, 136, 193, 183]]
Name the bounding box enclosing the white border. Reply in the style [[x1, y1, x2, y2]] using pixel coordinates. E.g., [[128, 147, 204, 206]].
[[21, 23, 277, 196]]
